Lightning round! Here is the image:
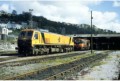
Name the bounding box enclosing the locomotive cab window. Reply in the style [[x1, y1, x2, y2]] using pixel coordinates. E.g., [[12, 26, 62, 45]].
[[19, 31, 33, 38], [34, 32, 38, 39], [27, 31, 33, 38], [19, 31, 26, 37]]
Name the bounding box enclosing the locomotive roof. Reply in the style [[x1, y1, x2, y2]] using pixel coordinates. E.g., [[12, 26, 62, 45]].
[[21, 29, 35, 31], [21, 29, 72, 37]]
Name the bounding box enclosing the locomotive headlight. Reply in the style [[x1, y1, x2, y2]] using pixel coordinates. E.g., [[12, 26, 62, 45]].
[[22, 37, 27, 41]]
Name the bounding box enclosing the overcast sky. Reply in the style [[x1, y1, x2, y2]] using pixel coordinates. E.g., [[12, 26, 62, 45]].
[[0, 0, 120, 32]]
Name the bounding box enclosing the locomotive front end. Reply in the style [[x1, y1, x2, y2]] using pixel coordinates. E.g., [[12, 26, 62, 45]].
[[17, 29, 33, 55]]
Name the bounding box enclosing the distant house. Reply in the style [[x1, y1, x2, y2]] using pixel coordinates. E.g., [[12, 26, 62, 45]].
[[0, 27, 8, 35], [0, 23, 12, 34], [0, 27, 8, 40], [0, 24, 12, 40], [0, 23, 7, 28], [7, 22, 22, 29], [21, 22, 28, 28], [0, 26, 12, 34], [39, 29, 49, 32]]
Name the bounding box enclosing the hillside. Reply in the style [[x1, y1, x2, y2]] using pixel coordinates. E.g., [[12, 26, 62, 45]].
[[0, 11, 117, 35]]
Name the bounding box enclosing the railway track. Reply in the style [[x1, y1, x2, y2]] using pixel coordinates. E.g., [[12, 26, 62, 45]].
[[0, 50, 104, 63], [0, 51, 17, 55], [0, 56, 18, 62], [0, 51, 89, 68], [0, 51, 90, 80], [0, 51, 19, 62], [0, 51, 109, 80], [0, 50, 22, 62], [45, 53, 108, 80]]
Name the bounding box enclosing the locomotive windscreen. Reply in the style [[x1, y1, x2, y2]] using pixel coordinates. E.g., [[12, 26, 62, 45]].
[[18, 31, 33, 48], [19, 31, 33, 38], [74, 39, 83, 44]]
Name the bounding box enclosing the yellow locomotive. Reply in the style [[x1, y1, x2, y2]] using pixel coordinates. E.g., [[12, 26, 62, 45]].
[[17, 29, 74, 55]]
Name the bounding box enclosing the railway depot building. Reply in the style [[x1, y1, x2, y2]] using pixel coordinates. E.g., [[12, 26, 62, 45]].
[[72, 34, 120, 50]]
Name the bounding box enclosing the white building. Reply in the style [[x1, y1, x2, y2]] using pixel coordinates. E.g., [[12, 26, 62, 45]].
[[21, 22, 28, 28], [0, 23, 12, 34], [0, 27, 12, 35], [39, 29, 49, 32], [1, 27, 8, 35], [7, 22, 22, 29], [0, 23, 7, 28]]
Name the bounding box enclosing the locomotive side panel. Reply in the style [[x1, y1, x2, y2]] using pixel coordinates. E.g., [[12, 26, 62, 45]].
[[44, 32, 62, 44], [17, 29, 74, 56]]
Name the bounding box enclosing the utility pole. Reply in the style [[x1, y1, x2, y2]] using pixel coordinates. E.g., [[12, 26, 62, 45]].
[[29, 9, 33, 29], [91, 11, 93, 54]]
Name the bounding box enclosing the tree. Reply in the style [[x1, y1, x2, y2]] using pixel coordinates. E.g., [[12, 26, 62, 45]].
[[12, 10, 17, 15]]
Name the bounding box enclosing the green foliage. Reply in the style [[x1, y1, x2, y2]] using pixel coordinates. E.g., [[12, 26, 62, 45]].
[[0, 11, 117, 34]]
